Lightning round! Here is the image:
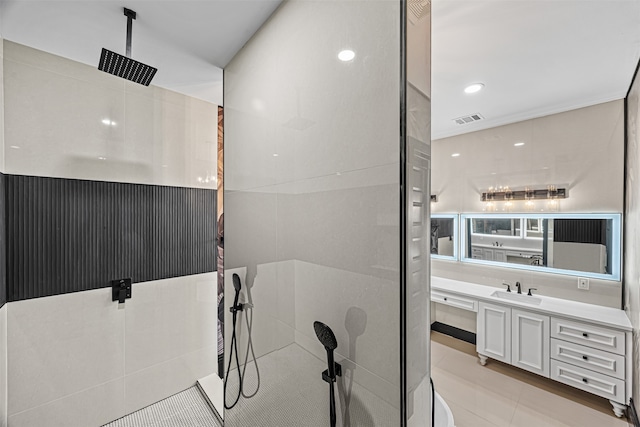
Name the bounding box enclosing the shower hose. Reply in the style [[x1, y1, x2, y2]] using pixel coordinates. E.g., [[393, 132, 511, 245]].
[[224, 301, 261, 409]]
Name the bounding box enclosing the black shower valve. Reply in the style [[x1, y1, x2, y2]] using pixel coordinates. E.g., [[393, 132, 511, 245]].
[[111, 278, 132, 303]]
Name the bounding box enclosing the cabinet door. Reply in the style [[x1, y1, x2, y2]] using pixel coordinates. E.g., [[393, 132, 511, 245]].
[[494, 250, 506, 262], [481, 248, 494, 260], [512, 308, 550, 377], [477, 302, 511, 363]]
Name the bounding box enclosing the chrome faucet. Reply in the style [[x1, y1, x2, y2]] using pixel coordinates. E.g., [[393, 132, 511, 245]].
[[515, 281, 522, 294]]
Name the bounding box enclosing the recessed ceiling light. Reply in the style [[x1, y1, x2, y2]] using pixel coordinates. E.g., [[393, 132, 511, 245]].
[[451, 153, 461, 157], [514, 142, 525, 147], [338, 49, 355, 62], [464, 83, 484, 94], [9, 145, 20, 149], [98, 156, 107, 160], [273, 153, 279, 157], [101, 119, 111, 125]]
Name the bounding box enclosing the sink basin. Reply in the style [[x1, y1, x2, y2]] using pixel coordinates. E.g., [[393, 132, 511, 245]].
[[490, 290, 542, 306]]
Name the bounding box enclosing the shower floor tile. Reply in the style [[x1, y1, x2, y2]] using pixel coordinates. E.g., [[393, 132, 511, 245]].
[[102, 387, 222, 427]]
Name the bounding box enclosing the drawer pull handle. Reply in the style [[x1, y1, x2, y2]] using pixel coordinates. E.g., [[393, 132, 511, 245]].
[[582, 378, 588, 383], [582, 333, 589, 338], [444, 297, 447, 301], [582, 355, 588, 361]]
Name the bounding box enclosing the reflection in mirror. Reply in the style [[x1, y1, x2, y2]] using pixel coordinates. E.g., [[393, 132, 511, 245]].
[[431, 214, 458, 260], [461, 213, 621, 280]]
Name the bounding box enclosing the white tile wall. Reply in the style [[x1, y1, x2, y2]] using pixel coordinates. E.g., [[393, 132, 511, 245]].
[[6, 273, 218, 426], [294, 261, 400, 405], [8, 378, 125, 427], [3, 40, 217, 189], [8, 288, 125, 416]]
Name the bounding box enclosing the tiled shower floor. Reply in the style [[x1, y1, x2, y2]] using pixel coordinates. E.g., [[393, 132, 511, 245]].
[[103, 387, 222, 427]]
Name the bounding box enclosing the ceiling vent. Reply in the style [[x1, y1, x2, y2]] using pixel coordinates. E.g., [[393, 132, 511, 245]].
[[408, 0, 431, 24], [453, 113, 485, 125]]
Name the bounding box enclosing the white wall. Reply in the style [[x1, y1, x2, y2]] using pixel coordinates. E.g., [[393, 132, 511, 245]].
[[432, 101, 625, 331], [2, 41, 218, 426], [624, 65, 640, 417], [225, 0, 403, 424]]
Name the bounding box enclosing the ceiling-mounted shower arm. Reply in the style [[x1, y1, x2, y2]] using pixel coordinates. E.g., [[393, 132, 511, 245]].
[[124, 8, 136, 58]]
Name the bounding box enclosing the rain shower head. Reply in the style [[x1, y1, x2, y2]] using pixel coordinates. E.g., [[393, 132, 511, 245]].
[[98, 8, 157, 86], [313, 321, 338, 351]]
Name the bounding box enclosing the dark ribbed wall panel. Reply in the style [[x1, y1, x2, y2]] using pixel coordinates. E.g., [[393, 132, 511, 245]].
[[0, 173, 6, 307], [5, 175, 216, 301], [554, 219, 607, 245]]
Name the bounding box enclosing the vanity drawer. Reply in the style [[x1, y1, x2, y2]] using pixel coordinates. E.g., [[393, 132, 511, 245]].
[[431, 290, 477, 312], [550, 360, 625, 402], [551, 338, 625, 379], [551, 318, 625, 355]]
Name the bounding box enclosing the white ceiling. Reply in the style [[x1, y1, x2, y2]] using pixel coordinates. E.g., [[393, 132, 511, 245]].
[[432, 0, 640, 140], [0, 0, 283, 106]]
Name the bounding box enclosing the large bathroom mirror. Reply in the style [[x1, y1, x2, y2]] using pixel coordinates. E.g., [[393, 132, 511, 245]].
[[431, 214, 458, 260], [461, 213, 621, 280]]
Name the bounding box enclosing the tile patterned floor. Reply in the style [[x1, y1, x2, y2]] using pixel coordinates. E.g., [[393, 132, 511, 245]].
[[103, 387, 221, 427], [431, 331, 631, 427]]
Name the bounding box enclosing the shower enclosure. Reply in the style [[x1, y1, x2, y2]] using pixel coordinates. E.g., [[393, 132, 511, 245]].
[[224, 0, 431, 425]]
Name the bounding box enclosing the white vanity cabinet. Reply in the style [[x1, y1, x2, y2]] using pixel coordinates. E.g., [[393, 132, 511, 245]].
[[431, 278, 632, 418], [549, 317, 628, 417], [477, 302, 511, 364], [477, 302, 550, 377], [512, 308, 550, 377]]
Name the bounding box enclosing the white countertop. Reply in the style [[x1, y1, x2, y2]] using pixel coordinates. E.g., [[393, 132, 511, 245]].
[[472, 243, 541, 253], [432, 276, 632, 332]]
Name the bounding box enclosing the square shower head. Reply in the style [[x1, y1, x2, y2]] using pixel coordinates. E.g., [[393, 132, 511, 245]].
[[98, 48, 157, 86]]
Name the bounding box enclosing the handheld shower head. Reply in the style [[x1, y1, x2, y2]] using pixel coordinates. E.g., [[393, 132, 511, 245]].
[[232, 274, 242, 309], [233, 273, 242, 292], [314, 321, 338, 351], [314, 321, 340, 427]]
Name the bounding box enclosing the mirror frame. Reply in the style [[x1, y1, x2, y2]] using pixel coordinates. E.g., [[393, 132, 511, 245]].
[[431, 214, 458, 261], [459, 213, 622, 281]]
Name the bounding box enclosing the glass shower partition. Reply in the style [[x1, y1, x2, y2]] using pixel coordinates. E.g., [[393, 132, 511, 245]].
[[224, 0, 431, 425]]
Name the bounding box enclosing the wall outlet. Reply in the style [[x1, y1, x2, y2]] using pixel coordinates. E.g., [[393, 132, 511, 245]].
[[578, 277, 589, 290]]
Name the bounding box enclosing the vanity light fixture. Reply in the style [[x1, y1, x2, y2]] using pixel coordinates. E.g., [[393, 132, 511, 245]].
[[481, 185, 566, 202], [464, 83, 484, 94], [338, 49, 355, 62], [430, 194, 438, 203]]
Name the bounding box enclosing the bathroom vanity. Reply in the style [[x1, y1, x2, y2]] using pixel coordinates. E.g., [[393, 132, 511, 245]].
[[431, 276, 632, 418]]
